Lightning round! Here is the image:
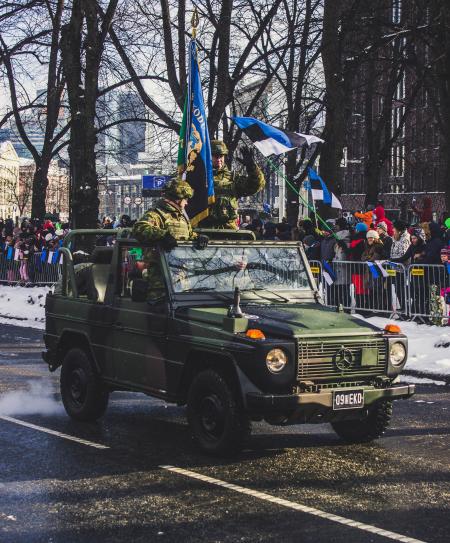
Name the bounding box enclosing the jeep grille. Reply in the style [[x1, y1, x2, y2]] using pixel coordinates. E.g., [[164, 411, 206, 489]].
[[297, 338, 386, 381]]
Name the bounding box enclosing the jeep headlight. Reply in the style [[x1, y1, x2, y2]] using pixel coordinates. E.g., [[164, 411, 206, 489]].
[[389, 342, 406, 366], [266, 348, 287, 373]]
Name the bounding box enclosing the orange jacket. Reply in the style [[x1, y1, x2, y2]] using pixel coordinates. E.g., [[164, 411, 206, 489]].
[[354, 210, 373, 228]]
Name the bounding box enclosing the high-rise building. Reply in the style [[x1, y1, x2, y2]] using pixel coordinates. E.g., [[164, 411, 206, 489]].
[[117, 92, 146, 164]]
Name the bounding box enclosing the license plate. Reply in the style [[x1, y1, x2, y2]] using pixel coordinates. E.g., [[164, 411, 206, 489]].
[[332, 389, 364, 410]]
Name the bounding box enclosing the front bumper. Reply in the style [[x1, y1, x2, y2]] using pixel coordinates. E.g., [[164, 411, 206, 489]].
[[246, 384, 415, 414]]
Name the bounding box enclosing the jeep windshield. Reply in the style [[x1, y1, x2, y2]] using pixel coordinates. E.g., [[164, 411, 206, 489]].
[[166, 245, 311, 294]]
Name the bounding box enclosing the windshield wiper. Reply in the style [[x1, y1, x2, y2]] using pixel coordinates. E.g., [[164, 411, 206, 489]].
[[242, 288, 290, 303], [183, 288, 234, 302]]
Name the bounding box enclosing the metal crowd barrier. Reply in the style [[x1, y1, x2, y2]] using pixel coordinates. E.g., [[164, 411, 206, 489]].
[[310, 259, 449, 321], [0, 251, 62, 286]]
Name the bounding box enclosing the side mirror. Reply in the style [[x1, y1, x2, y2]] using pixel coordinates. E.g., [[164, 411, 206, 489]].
[[130, 279, 148, 302]]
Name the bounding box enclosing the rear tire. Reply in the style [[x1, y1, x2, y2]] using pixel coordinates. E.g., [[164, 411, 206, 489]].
[[331, 400, 393, 443], [187, 369, 250, 456], [60, 348, 109, 421]]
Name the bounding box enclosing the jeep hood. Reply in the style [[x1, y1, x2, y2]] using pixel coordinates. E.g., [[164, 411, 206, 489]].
[[182, 303, 381, 339]]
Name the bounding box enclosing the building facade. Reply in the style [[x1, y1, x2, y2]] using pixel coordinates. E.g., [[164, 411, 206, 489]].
[[0, 141, 20, 220], [340, 0, 446, 220], [19, 159, 70, 221]]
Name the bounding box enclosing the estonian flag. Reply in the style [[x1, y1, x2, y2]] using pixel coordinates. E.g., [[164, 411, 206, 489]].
[[231, 116, 323, 157], [305, 168, 342, 210], [177, 38, 214, 227]]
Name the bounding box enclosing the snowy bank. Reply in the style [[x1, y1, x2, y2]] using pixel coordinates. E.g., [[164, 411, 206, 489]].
[[0, 285, 51, 329]]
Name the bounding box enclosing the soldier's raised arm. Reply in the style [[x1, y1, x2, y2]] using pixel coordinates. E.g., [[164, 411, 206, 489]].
[[233, 146, 265, 198]]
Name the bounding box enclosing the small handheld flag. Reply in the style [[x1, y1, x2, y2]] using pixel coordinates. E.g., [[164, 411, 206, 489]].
[[231, 116, 323, 157], [307, 168, 342, 210]]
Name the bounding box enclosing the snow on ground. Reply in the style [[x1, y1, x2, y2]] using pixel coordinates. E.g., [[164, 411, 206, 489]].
[[0, 286, 449, 378], [365, 315, 450, 379], [0, 285, 51, 330]]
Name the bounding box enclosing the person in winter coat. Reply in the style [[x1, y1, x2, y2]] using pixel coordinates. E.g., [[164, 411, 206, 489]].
[[360, 230, 385, 309], [391, 227, 425, 264], [423, 222, 444, 264], [390, 220, 410, 262], [361, 230, 385, 262], [390, 220, 410, 311], [332, 228, 351, 306], [411, 196, 432, 223], [376, 222, 393, 258], [349, 222, 368, 261], [354, 205, 374, 228], [373, 202, 393, 236]]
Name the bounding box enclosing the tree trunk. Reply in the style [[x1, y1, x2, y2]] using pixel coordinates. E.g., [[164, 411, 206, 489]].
[[31, 159, 50, 220], [69, 116, 99, 229], [318, 0, 346, 218], [364, 159, 382, 208]]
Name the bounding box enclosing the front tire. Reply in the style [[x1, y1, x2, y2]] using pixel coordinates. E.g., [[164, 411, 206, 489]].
[[187, 369, 250, 455], [60, 348, 109, 421], [331, 400, 393, 443]]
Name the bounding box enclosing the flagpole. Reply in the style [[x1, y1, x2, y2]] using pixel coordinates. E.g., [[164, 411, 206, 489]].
[[266, 157, 338, 240]]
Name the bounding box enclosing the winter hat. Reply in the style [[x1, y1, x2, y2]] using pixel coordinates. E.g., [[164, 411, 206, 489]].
[[366, 230, 379, 240], [355, 222, 368, 233], [377, 221, 388, 233], [411, 228, 426, 242], [55, 229, 64, 237], [393, 219, 407, 233], [445, 217, 450, 229], [441, 247, 449, 257]]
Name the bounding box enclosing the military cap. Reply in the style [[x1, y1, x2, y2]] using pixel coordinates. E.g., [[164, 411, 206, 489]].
[[163, 178, 194, 200], [211, 139, 229, 156]]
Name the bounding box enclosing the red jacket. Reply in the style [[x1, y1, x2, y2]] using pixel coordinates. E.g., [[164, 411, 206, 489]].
[[374, 205, 393, 236]]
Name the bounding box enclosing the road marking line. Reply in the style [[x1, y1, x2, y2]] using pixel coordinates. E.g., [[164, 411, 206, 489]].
[[0, 415, 109, 449], [0, 416, 428, 543], [160, 465, 427, 543]]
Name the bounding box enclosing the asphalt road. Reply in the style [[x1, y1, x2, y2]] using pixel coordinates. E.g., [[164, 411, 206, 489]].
[[0, 323, 449, 543]]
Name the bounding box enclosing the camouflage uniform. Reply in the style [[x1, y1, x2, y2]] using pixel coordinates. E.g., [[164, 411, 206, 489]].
[[132, 180, 196, 299], [200, 140, 265, 230]]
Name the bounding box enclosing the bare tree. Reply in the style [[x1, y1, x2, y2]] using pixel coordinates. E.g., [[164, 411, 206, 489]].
[[0, 0, 68, 220], [60, 0, 118, 228]]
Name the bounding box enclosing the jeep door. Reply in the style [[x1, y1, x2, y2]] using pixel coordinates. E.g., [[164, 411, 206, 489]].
[[112, 245, 168, 394]]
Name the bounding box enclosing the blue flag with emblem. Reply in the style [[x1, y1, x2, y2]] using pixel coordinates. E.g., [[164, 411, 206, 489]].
[[367, 262, 380, 279], [177, 38, 214, 227]]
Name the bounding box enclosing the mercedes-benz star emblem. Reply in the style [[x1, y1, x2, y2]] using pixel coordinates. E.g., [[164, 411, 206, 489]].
[[334, 347, 353, 371]]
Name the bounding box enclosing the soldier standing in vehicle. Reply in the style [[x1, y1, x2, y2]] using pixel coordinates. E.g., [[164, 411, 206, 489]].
[[133, 178, 197, 247], [199, 140, 265, 230], [132, 178, 207, 300]]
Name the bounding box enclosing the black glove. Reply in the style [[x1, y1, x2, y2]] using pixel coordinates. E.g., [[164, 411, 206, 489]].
[[194, 234, 209, 250], [161, 232, 178, 251], [237, 146, 256, 171]]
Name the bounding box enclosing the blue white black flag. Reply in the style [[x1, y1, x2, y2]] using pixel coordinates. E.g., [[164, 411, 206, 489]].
[[305, 168, 342, 210], [231, 116, 323, 157]]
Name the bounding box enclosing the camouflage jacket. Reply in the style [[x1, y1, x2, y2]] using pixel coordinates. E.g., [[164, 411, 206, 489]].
[[133, 199, 196, 243], [200, 164, 265, 230]]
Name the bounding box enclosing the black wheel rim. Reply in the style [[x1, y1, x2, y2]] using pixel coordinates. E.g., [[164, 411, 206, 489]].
[[199, 393, 225, 441], [69, 368, 87, 407]]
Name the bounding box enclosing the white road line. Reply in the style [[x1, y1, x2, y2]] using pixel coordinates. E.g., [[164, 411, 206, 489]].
[[160, 465, 427, 543], [0, 415, 109, 449], [0, 416, 428, 543]]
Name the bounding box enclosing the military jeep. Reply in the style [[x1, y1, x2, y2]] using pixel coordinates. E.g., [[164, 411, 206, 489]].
[[43, 229, 414, 454]]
